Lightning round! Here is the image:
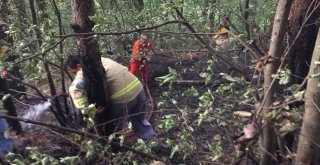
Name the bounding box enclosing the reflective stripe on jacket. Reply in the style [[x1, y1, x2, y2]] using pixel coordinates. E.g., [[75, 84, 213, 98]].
[[101, 57, 143, 103], [69, 70, 88, 109]]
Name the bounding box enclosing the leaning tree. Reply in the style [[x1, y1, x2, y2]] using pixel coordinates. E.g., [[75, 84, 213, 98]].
[[70, 0, 113, 137]]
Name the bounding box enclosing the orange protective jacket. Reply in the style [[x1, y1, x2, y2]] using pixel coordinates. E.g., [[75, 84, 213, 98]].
[[132, 40, 153, 60]]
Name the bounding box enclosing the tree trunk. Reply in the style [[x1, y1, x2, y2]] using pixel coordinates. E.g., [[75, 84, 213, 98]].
[[284, 0, 320, 156], [243, 0, 251, 40], [260, 0, 293, 164], [207, 0, 216, 33], [288, 0, 320, 85], [71, 0, 112, 136], [296, 27, 320, 165], [52, 0, 70, 118]]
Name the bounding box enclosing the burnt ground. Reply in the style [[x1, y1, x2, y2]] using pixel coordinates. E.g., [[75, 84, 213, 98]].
[[7, 50, 256, 164]]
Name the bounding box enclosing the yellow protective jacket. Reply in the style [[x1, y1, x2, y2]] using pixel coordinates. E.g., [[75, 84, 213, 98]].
[[69, 57, 143, 109], [69, 69, 88, 109], [101, 57, 143, 103]]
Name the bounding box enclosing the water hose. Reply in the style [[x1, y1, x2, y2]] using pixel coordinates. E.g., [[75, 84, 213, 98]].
[[143, 60, 155, 120]]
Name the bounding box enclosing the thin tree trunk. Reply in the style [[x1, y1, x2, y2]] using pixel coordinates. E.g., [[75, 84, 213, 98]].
[[51, 0, 70, 118], [28, 0, 66, 126], [260, 0, 293, 164], [243, 0, 251, 40], [207, 0, 216, 33], [296, 27, 320, 165]]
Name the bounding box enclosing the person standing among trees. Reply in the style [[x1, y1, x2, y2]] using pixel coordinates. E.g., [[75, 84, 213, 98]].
[[129, 32, 155, 83], [65, 55, 154, 140]]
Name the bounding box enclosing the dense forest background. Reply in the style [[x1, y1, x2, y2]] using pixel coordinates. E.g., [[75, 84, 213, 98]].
[[1, 0, 320, 164]]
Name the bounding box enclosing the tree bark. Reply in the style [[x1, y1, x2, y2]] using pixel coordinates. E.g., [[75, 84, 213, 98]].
[[243, 0, 251, 40], [296, 27, 320, 165], [288, 0, 320, 85], [260, 0, 293, 164], [71, 0, 112, 136]]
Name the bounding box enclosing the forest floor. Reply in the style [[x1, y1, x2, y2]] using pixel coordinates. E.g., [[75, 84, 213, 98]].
[[7, 49, 255, 164]]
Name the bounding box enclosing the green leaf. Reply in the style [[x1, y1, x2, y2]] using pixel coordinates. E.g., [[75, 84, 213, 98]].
[[182, 86, 199, 97], [85, 140, 95, 158], [156, 101, 166, 109], [293, 91, 305, 101], [2, 94, 11, 101], [272, 69, 291, 85], [170, 145, 179, 159]]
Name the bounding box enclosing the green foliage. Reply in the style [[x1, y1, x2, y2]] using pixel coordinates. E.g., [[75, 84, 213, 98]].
[[155, 67, 178, 90], [182, 86, 199, 97], [6, 147, 81, 165], [271, 68, 291, 85], [6, 147, 59, 165], [1, 0, 283, 164], [158, 114, 178, 131], [200, 57, 217, 85], [80, 104, 97, 128], [207, 139, 223, 161]]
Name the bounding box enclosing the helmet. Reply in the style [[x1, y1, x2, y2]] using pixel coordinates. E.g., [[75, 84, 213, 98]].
[[219, 27, 228, 34]]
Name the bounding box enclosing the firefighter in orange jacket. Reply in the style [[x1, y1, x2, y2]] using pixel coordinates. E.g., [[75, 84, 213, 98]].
[[66, 55, 154, 140], [129, 32, 154, 82]]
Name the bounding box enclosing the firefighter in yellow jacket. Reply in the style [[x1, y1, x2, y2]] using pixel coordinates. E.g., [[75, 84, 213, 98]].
[[65, 55, 154, 140]]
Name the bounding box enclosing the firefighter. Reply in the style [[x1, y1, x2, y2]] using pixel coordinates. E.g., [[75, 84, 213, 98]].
[[214, 25, 231, 50], [129, 32, 154, 83], [65, 55, 154, 140], [217, 25, 229, 39]]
